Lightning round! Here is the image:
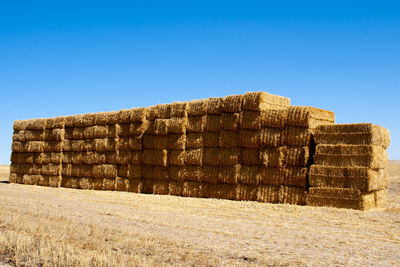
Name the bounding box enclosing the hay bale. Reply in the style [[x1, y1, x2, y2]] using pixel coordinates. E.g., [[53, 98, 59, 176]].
[[205, 115, 222, 132], [154, 119, 169, 135], [260, 127, 284, 147], [106, 151, 119, 164], [48, 175, 62, 188], [118, 123, 131, 137], [279, 186, 306, 205], [61, 164, 72, 177], [69, 152, 82, 164], [128, 165, 141, 179], [202, 165, 220, 183], [203, 132, 220, 148], [12, 131, 23, 142], [115, 177, 129, 191], [94, 111, 119, 125], [239, 130, 259, 148], [118, 137, 132, 151], [26, 141, 45, 153], [167, 134, 186, 150], [183, 181, 203, 198], [170, 102, 188, 117], [168, 181, 184, 196], [257, 185, 280, 203], [261, 147, 286, 167], [284, 167, 308, 188], [169, 166, 203, 182], [26, 118, 46, 131], [153, 180, 170, 195], [142, 179, 155, 194], [284, 126, 313, 147], [169, 117, 187, 134], [221, 94, 243, 113], [92, 165, 103, 178], [219, 164, 241, 184], [188, 99, 208, 116], [36, 175, 49, 187], [102, 177, 116, 191], [259, 167, 286, 186], [93, 139, 107, 152], [286, 106, 335, 128], [207, 97, 223, 114], [154, 136, 168, 150], [220, 130, 239, 148], [92, 178, 104, 190], [261, 109, 288, 129], [186, 133, 203, 148], [148, 104, 172, 120], [169, 166, 184, 182], [221, 113, 240, 131], [142, 150, 167, 166], [42, 152, 62, 164], [202, 182, 236, 200], [13, 120, 28, 131], [64, 128, 73, 139], [44, 128, 65, 141], [143, 135, 155, 149], [314, 123, 390, 149], [154, 166, 169, 180], [76, 177, 93, 190], [115, 151, 130, 165], [185, 149, 203, 166], [128, 178, 144, 193], [168, 150, 186, 166], [241, 111, 262, 130], [92, 125, 108, 138], [236, 185, 258, 201], [284, 146, 310, 167], [314, 144, 388, 168], [22, 174, 40, 185], [45, 117, 66, 129], [131, 107, 148, 122], [24, 130, 44, 141], [118, 165, 129, 177], [43, 141, 63, 152], [242, 91, 290, 111], [309, 165, 388, 192], [186, 115, 206, 132], [202, 148, 219, 166], [11, 141, 25, 152], [64, 116, 75, 128], [119, 109, 133, 123], [131, 121, 148, 136], [82, 151, 106, 165], [220, 148, 240, 165]]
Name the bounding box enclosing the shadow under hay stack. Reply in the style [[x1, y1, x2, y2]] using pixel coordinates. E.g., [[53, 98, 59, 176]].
[[9, 92, 391, 210]]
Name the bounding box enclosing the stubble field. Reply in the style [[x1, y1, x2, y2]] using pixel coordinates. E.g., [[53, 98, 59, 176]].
[[0, 164, 399, 266]]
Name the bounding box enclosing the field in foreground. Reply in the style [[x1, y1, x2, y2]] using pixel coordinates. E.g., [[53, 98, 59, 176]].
[[0, 165, 400, 266]]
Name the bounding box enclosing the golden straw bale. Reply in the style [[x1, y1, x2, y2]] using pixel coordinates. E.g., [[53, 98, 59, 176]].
[[142, 164, 154, 179], [167, 134, 186, 150], [241, 149, 262, 165], [284, 167, 308, 188], [314, 123, 390, 149], [118, 165, 129, 178], [170, 102, 188, 117], [202, 148, 220, 166], [259, 167, 286, 186], [41, 164, 61, 176], [11, 141, 25, 152], [119, 109, 132, 123], [279, 186, 306, 205], [45, 117, 66, 129], [64, 128, 73, 139], [72, 127, 85, 139], [142, 149, 168, 166], [154, 166, 169, 180], [220, 148, 240, 165], [186, 133, 203, 149], [93, 125, 109, 138], [81, 151, 106, 165], [314, 144, 388, 168], [236, 185, 257, 201], [284, 146, 310, 167], [153, 180, 170, 195], [242, 91, 290, 111], [257, 185, 280, 203], [38, 175, 50, 186], [61, 164, 72, 177], [309, 165, 388, 192], [118, 137, 132, 151], [80, 164, 93, 177], [207, 97, 223, 114], [94, 111, 119, 125], [186, 115, 206, 132], [42, 152, 62, 164], [241, 111, 262, 130], [238, 165, 260, 185], [155, 119, 169, 135], [103, 177, 116, 191], [261, 147, 286, 167], [26, 118, 46, 131], [221, 112, 240, 131], [131, 107, 148, 122], [75, 177, 92, 190], [81, 113, 96, 127], [143, 135, 155, 149], [115, 177, 129, 191], [219, 164, 241, 184], [24, 130, 44, 141], [12, 131, 23, 142], [61, 139, 72, 151], [260, 127, 284, 147], [286, 106, 335, 128], [92, 165, 103, 178], [64, 116, 75, 128], [48, 175, 62, 188], [27, 141, 46, 153], [221, 94, 243, 113], [169, 166, 184, 182], [203, 132, 220, 148], [183, 181, 203, 198], [168, 117, 187, 134], [44, 128, 65, 141], [105, 151, 118, 164], [92, 178, 104, 190], [239, 130, 259, 148], [205, 115, 222, 132], [188, 99, 208, 116], [148, 104, 172, 120], [118, 123, 131, 137], [93, 138, 107, 152], [13, 120, 28, 131], [284, 126, 313, 147], [22, 174, 40, 185], [154, 136, 168, 150], [131, 121, 148, 136], [103, 164, 117, 178], [185, 148, 203, 166], [220, 130, 239, 148], [168, 181, 184, 196], [104, 138, 117, 151], [202, 182, 236, 200], [168, 150, 186, 166], [128, 164, 141, 179], [142, 179, 155, 194], [108, 125, 118, 138], [128, 178, 144, 193], [261, 109, 288, 129], [202, 165, 220, 183]]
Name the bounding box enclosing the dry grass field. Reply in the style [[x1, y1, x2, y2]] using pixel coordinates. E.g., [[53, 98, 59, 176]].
[[0, 164, 400, 266]]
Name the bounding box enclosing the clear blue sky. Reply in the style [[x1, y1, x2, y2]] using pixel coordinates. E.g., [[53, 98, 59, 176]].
[[1, 1, 399, 163]]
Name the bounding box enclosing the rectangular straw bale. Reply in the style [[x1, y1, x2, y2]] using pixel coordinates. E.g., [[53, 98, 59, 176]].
[[104, 138, 117, 151], [279, 186, 306, 205], [314, 144, 388, 168], [154, 119, 169, 135], [94, 111, 119, 125], [41, 164, 61, 176], [105, 151, 118, 164], [183, 181, 203, 198], [203, 132, 220, 148], [202, 165, 220, 183], [186, 133, 203, 148], [82, 151, 105, 165], [261, 109, 288, 129], [128, 178, 144, 193], [168, 181, 184, 196], [48, 175, 62, 188], [24, 130, 44, 141], [188, 99, 208, 116], [239, 130, 259, 148], [90, 178, 103, 190], [186, 115, 206, 132], [203, 148, 219, 166], [93, 138, 107, 151], [131, 121, 148, 136], [153, 180, 170, 195], [257, 185, 280, 203], [13, 120, 28, 131], [117, 151, 131, 165], [169, 117, 187, 134], [314, 123, 390, 149], [92, 165, 103, 178], [80, 164, 93, 177], [72, 127, 85, 140], [237, 165, 262, 186], [45, 117, 66, 129], [128, 164, 141, 179], [44, 141, 63, 152], [284, 126, 313, 146], [119, 109, 133, 123], [185, 148, 203, 166], [15, 152, 43, 164], [11, 141, 25, 152], [221, 94, 243, 113], [143, 135, 155, 149], [154, 166, 169, 180], [261, 147, 286, 167], [26, 141, 45, 153], [309, 165, 388, 192], [115, 177, 129, 191], [375, 190, 388, 209], [236, 185, 258, 201], [284, 167, 308, 188], [205, 115, 222, 132], [26, 118, 46, 131], [241, 149, 262, 165], [219, 164, 241, 184], [42, 152, 62, 164], [220, 148, 240, 165], [64, 128, 73, 139], [103, 164, 117, 178], [60, 176, 73, 188], [61, 164, 72, 177], [154, 136, 168, 150], [131, 107, 148, 122], [241, 111, 262, 130], [286, 106, 335, 128], [118, 123, 131, 137], [118, 165, 129, 178], [22, 174, 39, 185], [167, 134, 186, 150], [142, 149, 168, 166], [12, 131, 23, 142], [102, 178, 116, 191], [38, 175, 50, 186], [221, 113, 240, 131], [220, 130, 239, 148], [284, 146, 310, 167], [259, 167, 286, 186], [207, 97, 223, 114], [148, 104, 172, 120], [118, 137, 132, 151], [64, 116, 75, 128], [202, 183, 236, 200], [142, 179, 155, 194], [93, 125, 108, 138], [168, 150, 186, 166], [44, 128, 65, 141], [170, 102, 188, 117], [260, 127, 284, 147], [243, 91, 290, 111]]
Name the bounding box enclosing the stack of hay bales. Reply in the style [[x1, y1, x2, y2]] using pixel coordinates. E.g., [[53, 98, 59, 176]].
[[307, 123, 390, 210]]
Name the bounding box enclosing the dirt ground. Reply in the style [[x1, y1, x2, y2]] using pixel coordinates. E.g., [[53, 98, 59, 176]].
[[0, 164, 399, 266]]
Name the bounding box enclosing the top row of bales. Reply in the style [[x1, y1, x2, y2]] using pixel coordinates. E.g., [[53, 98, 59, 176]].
[[13, 92, 291, 131]]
